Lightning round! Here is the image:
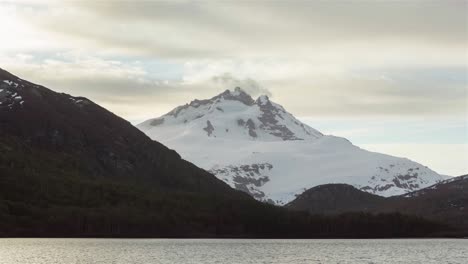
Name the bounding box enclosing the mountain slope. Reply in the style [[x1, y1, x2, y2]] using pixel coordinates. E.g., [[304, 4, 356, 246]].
[[392, 174, 468, 230], [0, 68, 448, 238], [138, 88, 446, 204], [287, 175, 468, 232], [0, 68, 240, 195]]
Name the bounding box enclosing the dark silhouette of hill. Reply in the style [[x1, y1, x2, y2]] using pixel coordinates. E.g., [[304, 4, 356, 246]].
[[287, 176, 468, 234], [387, 175, 468, 232], [286, 184, 386, 214]]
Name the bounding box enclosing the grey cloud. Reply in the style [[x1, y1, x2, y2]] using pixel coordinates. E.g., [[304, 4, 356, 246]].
[[3, 1, 466, 121], [21, 1, 467, 59], [1, 58, 180, 104], [78, 1, 466, 43], [212, 73, 272, 97], [267, 67, 467, 118]]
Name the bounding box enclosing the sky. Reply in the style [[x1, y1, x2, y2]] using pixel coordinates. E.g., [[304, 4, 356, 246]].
[[0, 0, 466, 176]]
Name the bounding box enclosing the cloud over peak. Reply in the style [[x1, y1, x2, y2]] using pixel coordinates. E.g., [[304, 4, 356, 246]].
[[212, 73, 272, 98]]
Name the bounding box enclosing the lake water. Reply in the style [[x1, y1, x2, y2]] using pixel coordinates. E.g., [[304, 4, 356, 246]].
[[0, 239, 466, 263]]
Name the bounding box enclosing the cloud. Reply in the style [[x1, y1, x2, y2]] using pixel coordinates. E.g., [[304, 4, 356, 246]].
[[0, 53, 192, 119], [269, 68, 466, 118], [1, 54, 151, 98], [212, 73, 272, 97], [2, 51, 466, 121], [3, 1, 465, 62], [0, 0, 466, 121], [179, 58, 466, 117], [1, 54, 277, 121], [72, 1, 467, 50]]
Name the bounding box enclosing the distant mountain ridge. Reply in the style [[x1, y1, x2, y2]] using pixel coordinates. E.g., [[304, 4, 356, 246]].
[[138, 87, 447, 204]]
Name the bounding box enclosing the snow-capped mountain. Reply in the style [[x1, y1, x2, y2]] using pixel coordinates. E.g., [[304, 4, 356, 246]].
[[138, 87, 448, 205]]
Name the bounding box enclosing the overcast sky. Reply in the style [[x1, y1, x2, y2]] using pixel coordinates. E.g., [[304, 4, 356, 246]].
[[0, 0, 466, 175]]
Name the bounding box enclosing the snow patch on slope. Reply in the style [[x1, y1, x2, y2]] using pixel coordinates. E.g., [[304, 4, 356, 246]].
[[0, 77, 26, 109]]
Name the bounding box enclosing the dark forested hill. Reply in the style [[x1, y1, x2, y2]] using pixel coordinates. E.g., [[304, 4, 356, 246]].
[[285, 184, 386, 214], [287, 176, 468, 234], [0, 68, 450, 237], [0, 68, 239, 195], [388, 175, 468, 231]]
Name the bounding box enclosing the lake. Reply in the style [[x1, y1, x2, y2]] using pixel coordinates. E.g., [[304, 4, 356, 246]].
[[0, 239, 466, 263]]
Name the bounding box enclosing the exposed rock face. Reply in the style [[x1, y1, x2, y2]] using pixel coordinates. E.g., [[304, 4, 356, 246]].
[[359, 166, 428, 194], [236, 118, 257, 138], [203, 120, 215, 136], [219, 87, 255, 106], [256, 96, 302, 141], [150, 118, 165, 126], [210, 163, 273, 202]]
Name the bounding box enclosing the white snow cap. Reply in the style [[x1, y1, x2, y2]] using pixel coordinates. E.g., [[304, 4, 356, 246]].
[[138, 86, 322, 142]]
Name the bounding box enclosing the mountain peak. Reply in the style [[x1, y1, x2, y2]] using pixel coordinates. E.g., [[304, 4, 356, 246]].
[[216, 87, 255, 106], [256, 95, 270, 106], [217, 87, 273, 107], [233, 86, 246, 95], [139, 86, 323, 142]]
